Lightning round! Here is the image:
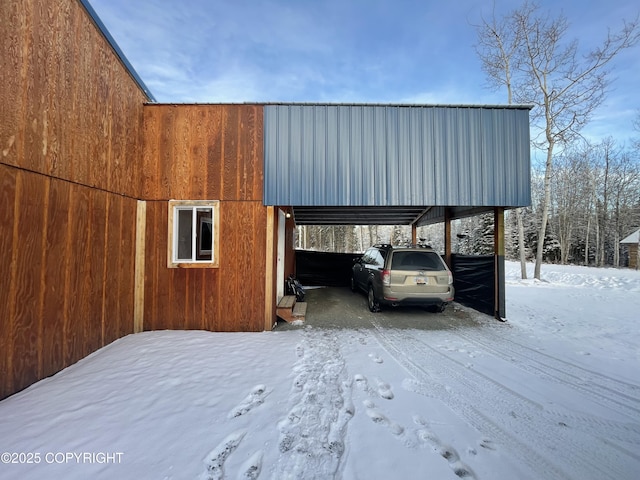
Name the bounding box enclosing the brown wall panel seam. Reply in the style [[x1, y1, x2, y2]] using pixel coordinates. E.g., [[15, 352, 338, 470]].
[[37, 178, 51, 378], [6, 171, 23, 394], [0, 163, 144, 201]]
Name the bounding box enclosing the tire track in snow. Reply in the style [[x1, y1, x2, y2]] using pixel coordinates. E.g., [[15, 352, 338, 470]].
[[370, 321, 640, 480], [451, 326, 640, 422], [272, 329, 354, 480]]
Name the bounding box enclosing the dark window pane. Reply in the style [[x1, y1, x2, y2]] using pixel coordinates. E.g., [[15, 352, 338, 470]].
[[177, 209, 193, 260], [196, 208, 213, 261], [390, 251, 442, 271]]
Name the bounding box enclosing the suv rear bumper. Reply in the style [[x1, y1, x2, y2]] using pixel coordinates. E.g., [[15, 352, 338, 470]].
[[381, 288, 454, 307]]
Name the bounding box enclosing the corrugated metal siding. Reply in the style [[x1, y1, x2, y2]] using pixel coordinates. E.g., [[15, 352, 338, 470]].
[[264, 104, 531, 207]]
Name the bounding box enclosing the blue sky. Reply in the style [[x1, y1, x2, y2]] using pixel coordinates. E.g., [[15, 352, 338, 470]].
[[89, 0, 639, 144]]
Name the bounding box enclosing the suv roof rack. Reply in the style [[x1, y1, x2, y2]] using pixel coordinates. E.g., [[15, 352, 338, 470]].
[[404, 243, 433, 249], [372, 243, 433, 250]]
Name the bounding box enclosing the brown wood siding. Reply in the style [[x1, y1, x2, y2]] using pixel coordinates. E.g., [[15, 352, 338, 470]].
[[0, 167, 17, 397], [0, 0, 146, 399], [629, 245, 638, 269], [143, 200, 267, 332], [142, 104, 264, 201], [141, 104, 267, 332], [0, 165, 137, 400], [1, 0, 274, 399], [0, 0, 147, 197], [285, 213, 296, 278]]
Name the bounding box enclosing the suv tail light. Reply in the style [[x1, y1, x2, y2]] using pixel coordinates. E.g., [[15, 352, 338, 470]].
[[382, 269, 391, 286], [447, 270, 453, 285]]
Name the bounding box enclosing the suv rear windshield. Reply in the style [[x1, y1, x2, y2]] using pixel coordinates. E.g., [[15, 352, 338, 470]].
[[390, 251, 444, 271]]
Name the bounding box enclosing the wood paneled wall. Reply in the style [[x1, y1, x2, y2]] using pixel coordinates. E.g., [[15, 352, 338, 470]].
[[0, 0, 147, 197], [142, 104, 263, 201], [629, 245, 638, 269], [0, 165, 137, 400], [0, 0, 146, 399], [143, 200, 267, 332], [142, 104, 268, 332], [1, 0, 273, 399]]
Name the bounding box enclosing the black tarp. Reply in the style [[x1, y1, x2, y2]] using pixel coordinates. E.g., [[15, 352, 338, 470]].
[[451, 254, 494, 316], [295, 250, 358, 287], [296, 250, 496, 316]]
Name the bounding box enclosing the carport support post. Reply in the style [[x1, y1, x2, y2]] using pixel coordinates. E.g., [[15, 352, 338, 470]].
[[444, 208, 452, 268], [494, 207, 506, 320]]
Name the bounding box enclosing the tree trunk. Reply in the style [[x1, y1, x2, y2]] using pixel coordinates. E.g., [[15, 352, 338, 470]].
[[516, 208, 527, 279], [534, 141, 555, 279], [613, 197, 620, 267], [584, 216, 591, 266], [594, 212, 601, 267]]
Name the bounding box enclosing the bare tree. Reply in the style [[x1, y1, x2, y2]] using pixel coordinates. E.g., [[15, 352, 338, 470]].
[[634, 110, 640, 151], [595, 139, 618, 266], [475, 1, 639, 278], [474, 4, 528, 278], [607, 150, 640, 266], [550, 145, 591, 263]]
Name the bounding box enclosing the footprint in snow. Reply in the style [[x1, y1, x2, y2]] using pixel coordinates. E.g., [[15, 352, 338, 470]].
[[355, 374, 393, 400], [479, 438, 497, 451], [363, 400, 404, 435], [228, 384, 268, 418], [413, 416, 477, 480], [293, 372, 307, 391], [368, 353, 383, 364], [238, 451, 263, 480], [201, 429, 246, 480], [375, 379, 394, 400], [354, 374, 368, 390]]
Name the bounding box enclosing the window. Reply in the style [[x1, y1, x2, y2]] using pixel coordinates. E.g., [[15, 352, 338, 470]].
[[391, 251, 442, 271], [372, 249, 384, 267], [168, 200, 219, 268]]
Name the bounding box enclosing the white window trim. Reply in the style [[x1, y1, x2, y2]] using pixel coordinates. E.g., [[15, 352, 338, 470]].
[[167, 200, 220, 268]]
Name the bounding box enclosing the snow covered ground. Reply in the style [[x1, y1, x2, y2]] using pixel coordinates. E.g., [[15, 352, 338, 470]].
[[1, 262, 639, 480]]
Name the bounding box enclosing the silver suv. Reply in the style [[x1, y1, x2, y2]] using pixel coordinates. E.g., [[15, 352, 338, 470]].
[[351, 244, 454, 312]]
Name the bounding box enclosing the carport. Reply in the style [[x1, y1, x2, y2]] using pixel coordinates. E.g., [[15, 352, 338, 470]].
[[263, 103, 531, 320]]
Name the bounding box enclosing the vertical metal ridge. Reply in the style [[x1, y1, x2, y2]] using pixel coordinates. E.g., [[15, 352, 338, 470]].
[[263, 104, 531, 208]]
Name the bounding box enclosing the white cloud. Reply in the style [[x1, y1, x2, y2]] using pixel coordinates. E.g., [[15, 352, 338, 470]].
[[88, 0, 639, 143]]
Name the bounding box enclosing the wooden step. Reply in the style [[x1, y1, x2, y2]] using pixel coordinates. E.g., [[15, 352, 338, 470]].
[[277, 295, 296, 309], [292, 302, 307, 318], [276, 295, 306, 323]]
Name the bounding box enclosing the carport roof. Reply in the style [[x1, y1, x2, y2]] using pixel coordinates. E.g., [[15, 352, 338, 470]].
[[264, 103, 532, 226], [291, 205, 498, 226], [292, 205, 431, 225]]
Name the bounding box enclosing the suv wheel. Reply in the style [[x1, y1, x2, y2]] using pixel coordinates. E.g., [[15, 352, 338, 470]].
[[368, 285, 381, 312]]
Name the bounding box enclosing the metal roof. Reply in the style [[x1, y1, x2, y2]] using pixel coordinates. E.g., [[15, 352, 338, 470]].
[[264, 104, 531, 225], [620, 229, 640, 244]]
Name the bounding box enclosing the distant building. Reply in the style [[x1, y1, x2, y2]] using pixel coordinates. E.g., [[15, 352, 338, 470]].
[[620, 229, 640, 269]]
